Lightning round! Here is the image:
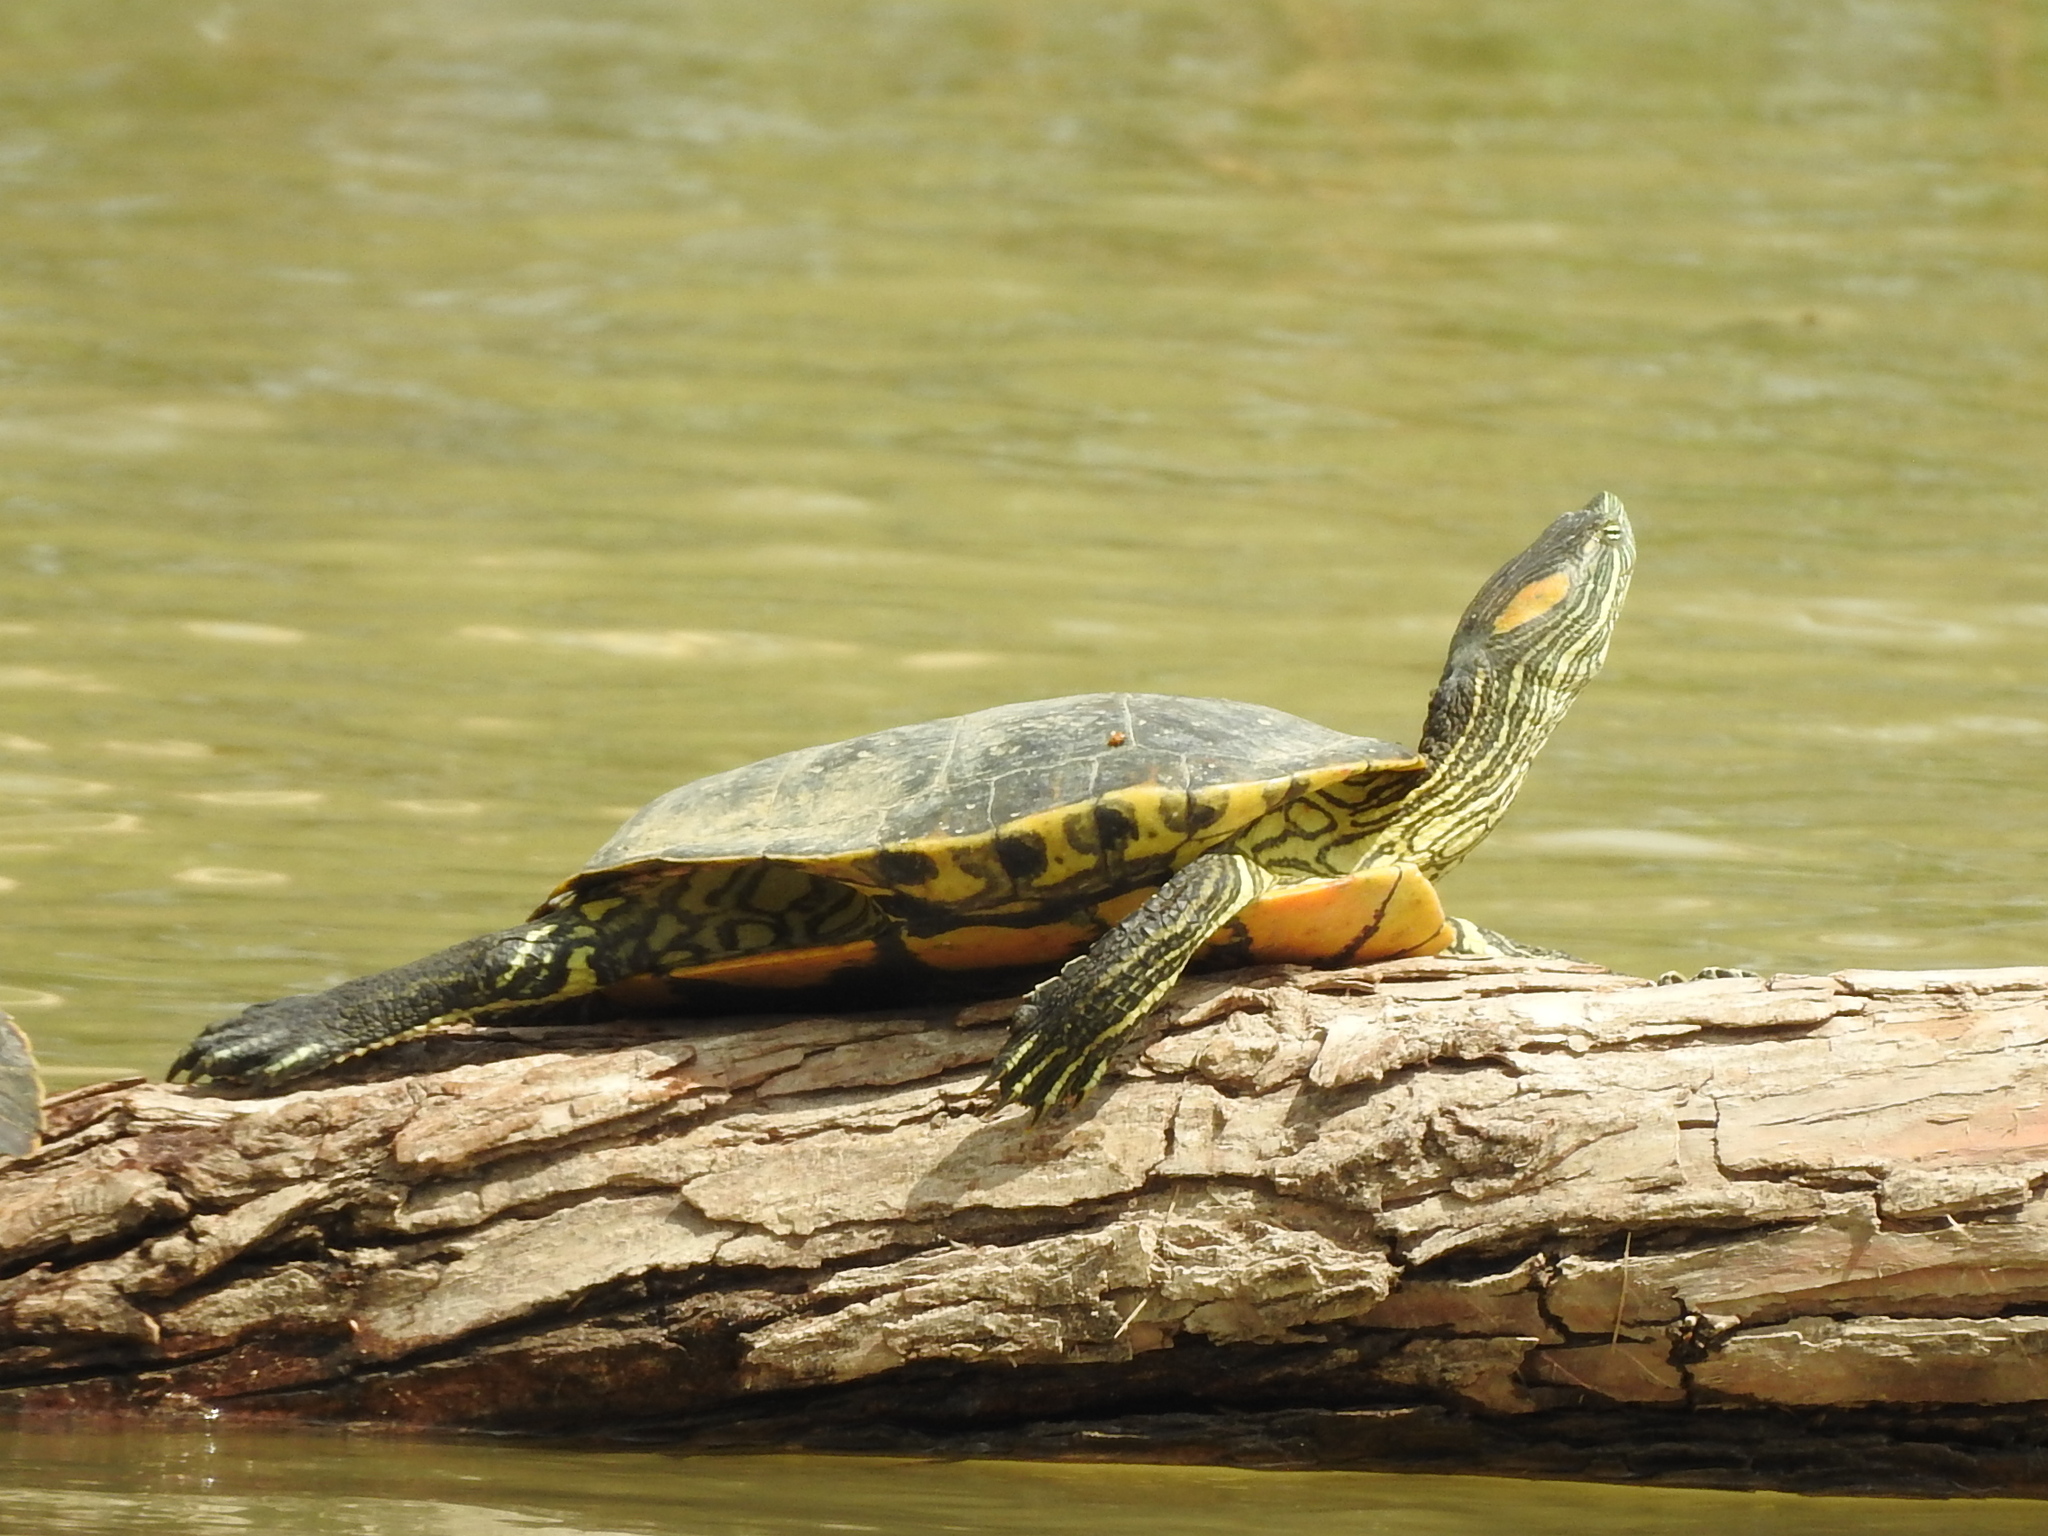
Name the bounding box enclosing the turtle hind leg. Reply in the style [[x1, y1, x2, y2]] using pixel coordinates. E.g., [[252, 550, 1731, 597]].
[[169, 864, 888, 1087], [167, 925, 575, 1086], [991, 851, 1273, 1116], [1436, 916, 1585, 962], [170, 879, 680, 1084]]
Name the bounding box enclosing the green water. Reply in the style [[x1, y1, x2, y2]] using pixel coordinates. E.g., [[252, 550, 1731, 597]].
[[6, 1421, 2048, 1536], [3, 0, 2046, 1522]]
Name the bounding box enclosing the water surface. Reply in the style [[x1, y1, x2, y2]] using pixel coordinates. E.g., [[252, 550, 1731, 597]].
[[2, 0, 2045, 1525], [7, 1421, 2048, 1536]]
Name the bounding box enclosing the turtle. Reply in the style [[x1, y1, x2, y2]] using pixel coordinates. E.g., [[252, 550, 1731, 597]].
[[0, 1010, 40, 1159], [170, 493, 1634, 1112]]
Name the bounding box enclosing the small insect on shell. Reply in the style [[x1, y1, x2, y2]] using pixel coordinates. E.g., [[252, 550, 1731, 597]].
[[1106, 731, 1129, 747]]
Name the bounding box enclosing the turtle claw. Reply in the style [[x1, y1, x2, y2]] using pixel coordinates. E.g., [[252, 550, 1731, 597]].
[[988, 998, 1116, 1118], [1656, 966, 1760, 986], [169, 994, 359, 1086]]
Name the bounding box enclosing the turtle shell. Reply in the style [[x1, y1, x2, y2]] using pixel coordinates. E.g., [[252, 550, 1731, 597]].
[[550, 693, 1424, 918]]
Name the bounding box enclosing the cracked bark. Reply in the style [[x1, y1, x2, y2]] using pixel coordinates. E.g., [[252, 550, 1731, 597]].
[[10, 958, 2048, 1495]]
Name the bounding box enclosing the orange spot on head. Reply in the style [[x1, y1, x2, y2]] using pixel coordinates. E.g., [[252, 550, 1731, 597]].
[[1492, 571, 1571, 634]]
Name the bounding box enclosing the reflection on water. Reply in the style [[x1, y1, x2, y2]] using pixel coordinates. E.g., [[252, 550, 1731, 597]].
[[1, 0, 2045, 1522], [7, 1421, 2048, 1536]]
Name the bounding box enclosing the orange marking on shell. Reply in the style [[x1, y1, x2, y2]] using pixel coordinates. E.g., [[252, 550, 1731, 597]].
[[655, 940, 884, 990], [1408, 918, 1458, 958], [1213, 864, 1448, 966], [907, 921, 1101, 972], [1492, 571, 1571, 633], [610, 864, 1453, 1000], [1092, 887, 1154, 926]]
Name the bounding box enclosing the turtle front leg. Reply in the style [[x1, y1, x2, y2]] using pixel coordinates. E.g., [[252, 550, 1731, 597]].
[[991, 852, 1275, 1115]]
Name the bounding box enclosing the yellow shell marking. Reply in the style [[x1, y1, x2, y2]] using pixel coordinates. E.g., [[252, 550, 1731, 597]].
[[798, 759, 1414, 916]]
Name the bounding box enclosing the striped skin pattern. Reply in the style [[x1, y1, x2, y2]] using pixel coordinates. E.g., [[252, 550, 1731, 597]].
[[993, 853, 1276, 1110], [170, 498, 1631, 1100], [1374, 495, 1634, 878]]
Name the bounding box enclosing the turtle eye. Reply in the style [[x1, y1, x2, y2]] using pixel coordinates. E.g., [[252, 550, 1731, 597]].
[[1599, 521, 1627, 544]]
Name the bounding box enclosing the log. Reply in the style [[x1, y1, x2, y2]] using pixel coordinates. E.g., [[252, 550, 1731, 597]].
[[10, 958, 2048, 1495]]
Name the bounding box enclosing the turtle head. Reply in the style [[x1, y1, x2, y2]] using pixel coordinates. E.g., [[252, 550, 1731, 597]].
[[1430, 492, 1634, 745], [1378, 493, 1634, 878]]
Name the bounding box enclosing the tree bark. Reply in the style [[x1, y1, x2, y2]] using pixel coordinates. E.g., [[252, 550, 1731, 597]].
[[9, 958, 2048, 1494]]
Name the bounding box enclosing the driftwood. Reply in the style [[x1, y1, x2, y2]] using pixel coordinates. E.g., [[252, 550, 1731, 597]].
[[9, 958, 2048, 1495]]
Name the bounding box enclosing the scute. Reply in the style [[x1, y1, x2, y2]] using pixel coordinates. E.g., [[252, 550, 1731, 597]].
[[578, 693, 1418, 874]]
